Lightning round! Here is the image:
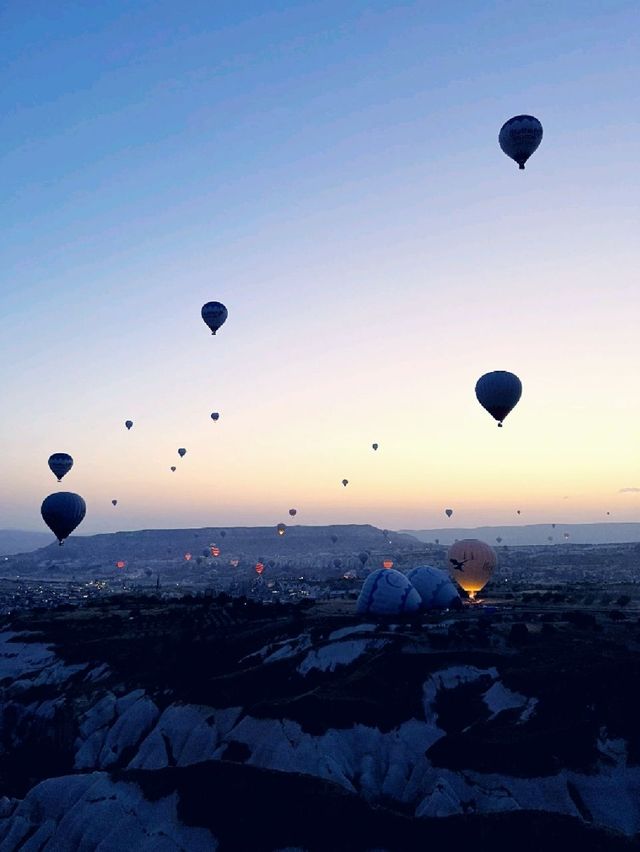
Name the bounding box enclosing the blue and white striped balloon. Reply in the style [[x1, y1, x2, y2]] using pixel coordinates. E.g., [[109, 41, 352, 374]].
[[356, 569, 421, 616]]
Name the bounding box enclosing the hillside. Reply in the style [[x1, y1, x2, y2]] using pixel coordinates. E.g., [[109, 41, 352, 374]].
[[0, 530, 52, 557], [0, 594, 639, 849]]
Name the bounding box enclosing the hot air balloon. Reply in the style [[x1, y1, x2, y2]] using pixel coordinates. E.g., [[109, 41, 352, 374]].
[[276, 523, 286, 537], [48, 453, 73, 482], [475, 371, 522, 427], [358, 552, 369, 567], [210, 545, 220, 557], [125, 420, 133, 430], [516, 509, 521, 515], [382, 559, 394, 569], [170, 466, 176, 472], [201, 302, 228, 335], [564, 532, 570, 540], [116, 561, 126, 569], [607, 511, 611, 516], [356, 569, 421, 616], [445, 509, 453, 518], [230, 559, 239, 567], [178, 448, 187, 458], [211, 412, 220, 421], [547, 536, 553, 542], [406, 566, 460, 610], [342, 479, 349, 487], [220, 530, 226, 538], [41, 492, 86, 545], [289, 508, 297, 517], [255, 562, 264, 575], [202, 548, 210, 558], [552, 523, 556, 529], [184, 552, 192, 561], [331, 534, 338, 544], [446, 539, 496, 599], [499, 115, 543, 170], [372, 443, 378, 451], [496, 536, 503, 544]]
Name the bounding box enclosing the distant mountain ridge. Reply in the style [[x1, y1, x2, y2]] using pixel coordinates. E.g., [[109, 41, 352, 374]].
[[3, 524, 422, 564], [402, 522, 640, 546], [0, 530, 53, 556]]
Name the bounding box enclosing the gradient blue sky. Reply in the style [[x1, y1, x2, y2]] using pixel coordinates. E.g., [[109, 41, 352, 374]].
[[1, 1, 639, 534]]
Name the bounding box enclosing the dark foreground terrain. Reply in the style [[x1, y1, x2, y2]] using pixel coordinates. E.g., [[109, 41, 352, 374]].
[[1, 591, 639, 850]]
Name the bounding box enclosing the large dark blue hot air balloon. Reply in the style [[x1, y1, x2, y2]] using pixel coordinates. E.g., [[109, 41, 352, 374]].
[[41, 492, 86, 545], [48, 453, 73, 482], [499, 115, 543, 170], [201, 302, 228, 335], [475, 371, 522, 427]]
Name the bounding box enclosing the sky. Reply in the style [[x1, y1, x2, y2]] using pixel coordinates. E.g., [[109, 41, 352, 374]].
[[1, 0, 639, 534]]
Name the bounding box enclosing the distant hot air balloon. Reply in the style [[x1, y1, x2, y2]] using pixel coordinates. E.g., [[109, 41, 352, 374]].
[[220, 530, 226, 538], [434, 539, 440, 545], [358, 552, 369, 567], [210, 412, 220, 421], [607, 511, 611, 516], [116, 561, 126, 569], [382, 559, 394, 569], [210, 545, 220, 557], [230, 559, 239, 567], [547, 536, 553, 542], [499, 115, 543, 170], [552, 523, 556, 529], [445, 509, 453, 518], [496, 536, 503, 544], [342, 479, 349, 487], [170, 466, 176, 472], [201, 302, 228, 335], [202, 548, 210, 558], [331, 534, 338, 544], [41, 492, 86, 545], [184, 552, 192, 561], [112, 499, 118, 507], [276, 523, 286, 537], [564, 532, 570, 540], [516, 509, 521, 515], [255, 562, 264, 575], [48, 453, 73, 482], [447, 539, 496, 599], [372, 443, 378, 451], [475, 371, 522, 427], [178, 448, 187, 458], [125, 420, 133, 430], [407, 567, 461, 610], [289, 508, 297, 517]]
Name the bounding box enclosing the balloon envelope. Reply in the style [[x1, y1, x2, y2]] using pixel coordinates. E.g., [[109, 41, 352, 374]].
[[201, 301, 228, 335], [499, 115, 543, 169], [372, 443, 378, 451], [48, 453, 73, 482], [210, 412, 220, 421], [170, 466, 176, 472], [356, 569, 421, 616], [447, 539, 497, 597], [445, 509, 453, 518], [406, 566, 460, 610], [289, 508, 297, 517], [276, 523, 286, 536], [41, 492, 86, 545], [475, 371, 522, 426], [125, 420, 133, 430], [178, 448, 187, 458], [342, 479, 348, 487], [112, 500, 117, 506]]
